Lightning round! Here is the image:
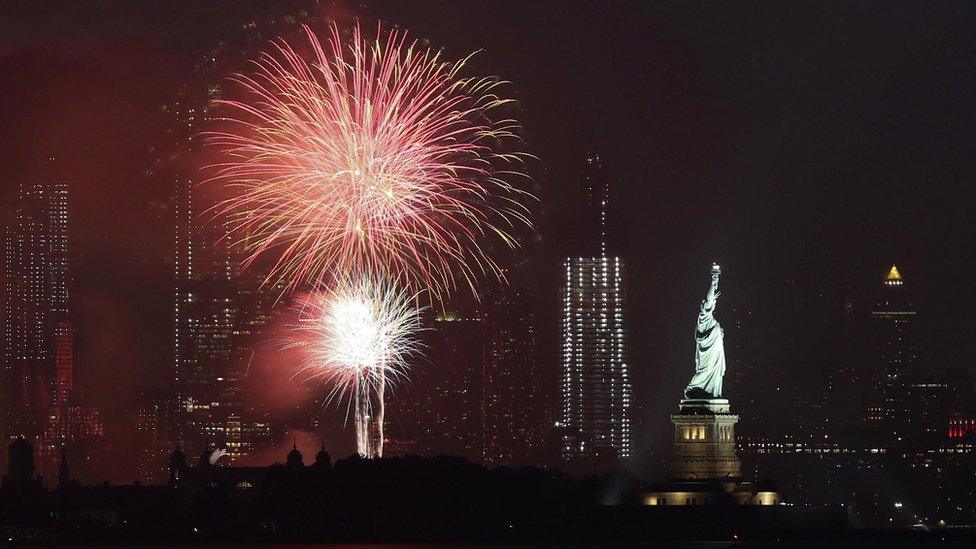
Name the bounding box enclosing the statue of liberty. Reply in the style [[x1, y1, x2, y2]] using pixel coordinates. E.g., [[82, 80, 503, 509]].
[[684, 264, 726, 400]]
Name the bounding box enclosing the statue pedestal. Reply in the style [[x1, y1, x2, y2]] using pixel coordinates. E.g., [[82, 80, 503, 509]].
[[638, 398, 780, 507], [666, 398, 741, 481]]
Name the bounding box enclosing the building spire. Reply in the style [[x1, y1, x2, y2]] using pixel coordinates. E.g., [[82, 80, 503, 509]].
[[582, 148, 609, 223], [885, 265, 903, 286], [581, 146, 611, 257], [286, 440, 304, 469]]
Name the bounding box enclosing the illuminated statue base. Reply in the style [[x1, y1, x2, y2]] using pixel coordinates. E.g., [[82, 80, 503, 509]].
[[637, 398, 779, 506], [666, 398, 742, 482]]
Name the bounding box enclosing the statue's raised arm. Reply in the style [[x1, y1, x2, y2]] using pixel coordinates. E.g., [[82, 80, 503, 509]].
[[700, 264, 721, 326], [684, 264, 727, 400]]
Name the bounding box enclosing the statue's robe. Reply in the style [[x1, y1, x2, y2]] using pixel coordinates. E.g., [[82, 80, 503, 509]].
[[684, 298, 726, 399]]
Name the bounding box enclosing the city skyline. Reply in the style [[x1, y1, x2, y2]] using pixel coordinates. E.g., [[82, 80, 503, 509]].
[[0, 0, 971, 465], [2, 3, 976, 540]]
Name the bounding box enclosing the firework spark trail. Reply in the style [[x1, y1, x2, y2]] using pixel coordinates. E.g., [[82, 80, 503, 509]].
[[207, 23, 534, 300], [286, 276, 423, 457]]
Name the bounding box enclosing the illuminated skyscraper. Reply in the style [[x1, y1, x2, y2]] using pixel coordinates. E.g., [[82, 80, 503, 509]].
[[3, 177, 70, 442], [557, 150, 633, 464], [2, 175, 103, 484], [172, 176, 194, 438], [867, 265, 922, 438]]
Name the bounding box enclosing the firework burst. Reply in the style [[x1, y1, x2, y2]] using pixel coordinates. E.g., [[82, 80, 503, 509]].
[[286, 276, 423, 457], [208, 23, 533, 299]]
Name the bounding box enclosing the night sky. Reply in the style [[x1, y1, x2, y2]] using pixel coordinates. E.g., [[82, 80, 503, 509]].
[[2, 1, 975, 476]]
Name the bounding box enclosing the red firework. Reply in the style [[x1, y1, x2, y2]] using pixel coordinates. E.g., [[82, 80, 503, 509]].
[[207, 23, 533, 298]]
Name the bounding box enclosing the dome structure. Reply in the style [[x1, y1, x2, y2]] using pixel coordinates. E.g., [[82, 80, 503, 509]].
[[314, 444, 332, 468], [286, 442, 304, 470]]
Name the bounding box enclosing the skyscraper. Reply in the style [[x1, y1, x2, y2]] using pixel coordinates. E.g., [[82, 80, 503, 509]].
[[156, 10, 339, 465], [408, 310, 485, 460], [3, 178, 70, 442], [170, 158, 274, 462], [172, 176, 194, 439], [481, 279, 546, 466], [166, 66, 275, 463], [867, 265, 922, 439], [556, 150, 633, 464], [482, 282, 529, 464], [2, 175, 104, 484]]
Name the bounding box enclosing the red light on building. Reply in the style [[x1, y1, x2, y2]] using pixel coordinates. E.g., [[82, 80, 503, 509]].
[[948, 418, 976, 439]]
